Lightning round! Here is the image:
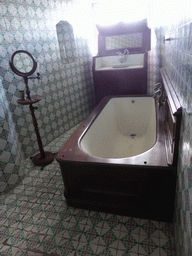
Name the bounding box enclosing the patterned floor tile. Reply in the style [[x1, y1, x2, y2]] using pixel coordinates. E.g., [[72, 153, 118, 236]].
[[0, 125, 177, 255], [150, 249, 161, 256], [123, 217, 140, 234], [96, 246, 117, 256], [76, 243, 96, 256], [6, 229, 28, 248], [58, 208, 74, 222], [31, 218, 50, 234], [83, 226, 100, 244], [42, 183, 60, 194], [140, 220, 159, 237], [48, 219, 67, 237], [36, 192, 54, 204], [160, 223, 174, 239], [139, 236, 159, 255], [160, 238, 176, 256], [159, 229, 169, 240], [25, 191, 42, 203], [40, 235, 61, 253], [27, 203, 45, 218], [105, 214, 122, 230], [4, 212, 23, 229], [73, 209, 89, 225], [49, 175, 63, 185], [0, 227, 13, 244], [59, 239, 79, 255], [5, 200, 18, 212], [20, 236, 39, 250], [0, 210, 8, 226], [44, 204, 58, 218], [116, 250, 137, 256], [100, 229, 119, 247], [13, 201, 33, 215], [88, 212, 105, 227], [19, 215, 37, 231], [67, 223, 84, 241], [120, 233, 139, 253], [0, 246, 20, 255], [49, 194, 65, 207]]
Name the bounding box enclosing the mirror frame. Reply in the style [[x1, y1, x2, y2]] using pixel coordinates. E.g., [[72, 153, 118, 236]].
[[9, 50, 37, 77]]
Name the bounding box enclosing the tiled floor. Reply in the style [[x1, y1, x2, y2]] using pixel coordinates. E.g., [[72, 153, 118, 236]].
[[0, 124, 176, 255]]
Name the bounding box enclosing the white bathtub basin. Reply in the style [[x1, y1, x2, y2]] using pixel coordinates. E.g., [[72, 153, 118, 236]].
[[80, 97, 156, 158], [95, 53, 144, 70]]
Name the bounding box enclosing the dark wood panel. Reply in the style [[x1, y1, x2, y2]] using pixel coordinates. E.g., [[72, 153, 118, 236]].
[[92, 54, 148, 104], [160, 67, 182, 166]]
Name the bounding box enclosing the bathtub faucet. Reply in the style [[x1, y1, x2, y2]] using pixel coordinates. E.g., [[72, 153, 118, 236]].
[[153, 83, 167, 108], [116, 49, 129, 63], [153, 83, 162, 102]]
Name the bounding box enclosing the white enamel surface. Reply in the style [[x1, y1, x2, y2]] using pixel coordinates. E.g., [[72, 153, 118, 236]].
[[80, 97, 156, 159], [95, 53, 144, 70]]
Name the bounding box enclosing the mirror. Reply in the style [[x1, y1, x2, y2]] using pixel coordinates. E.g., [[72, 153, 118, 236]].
[[106, 33, 143, 50], [9, 50, 40, 101], [9, 50, 37, 77], [9, 51, 54, 169], [56, 21, 77, 64]]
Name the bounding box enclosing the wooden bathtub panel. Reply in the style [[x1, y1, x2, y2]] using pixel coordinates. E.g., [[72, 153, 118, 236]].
[[56, 73, 182, 222], [59, 160, 176, 222]]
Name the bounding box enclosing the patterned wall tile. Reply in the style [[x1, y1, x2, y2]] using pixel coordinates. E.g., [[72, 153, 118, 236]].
[[0, 0, 95, 160], [0, 0, 95, 195], [156, 6, 192, 254], [0, 79, 24, 194]]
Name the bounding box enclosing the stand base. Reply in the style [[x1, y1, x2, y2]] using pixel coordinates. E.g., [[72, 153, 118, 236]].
[[31, 151, 55, 168]]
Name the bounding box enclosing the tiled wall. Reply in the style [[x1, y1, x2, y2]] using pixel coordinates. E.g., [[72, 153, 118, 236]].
[[0, 79, 24, 194], [0, 0, 95, 160], [156, 7, 192, 255]]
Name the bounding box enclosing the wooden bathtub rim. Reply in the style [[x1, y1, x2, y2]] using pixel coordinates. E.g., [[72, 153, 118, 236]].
[[160, 67, 182, 167]]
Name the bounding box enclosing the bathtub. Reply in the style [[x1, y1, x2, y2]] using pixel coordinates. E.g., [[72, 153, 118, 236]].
[[57, 69, 182, 222], [80, 97, 156, 159]]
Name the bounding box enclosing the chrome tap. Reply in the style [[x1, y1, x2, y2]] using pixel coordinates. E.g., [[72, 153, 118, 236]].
[[153, 82, 167, 108], [116, 51, 124, 63], [123, 49, 129, 56], [153, 83, 162, 102], [116, 49, 129, 63]]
